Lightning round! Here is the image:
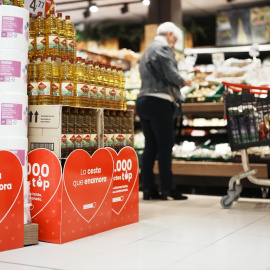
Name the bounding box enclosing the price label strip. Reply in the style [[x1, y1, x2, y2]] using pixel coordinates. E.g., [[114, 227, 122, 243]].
[[24, 0, 46, 15]]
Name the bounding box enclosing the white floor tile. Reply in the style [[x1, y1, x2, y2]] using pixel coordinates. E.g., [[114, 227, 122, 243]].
[[1, 194, 270, 270]]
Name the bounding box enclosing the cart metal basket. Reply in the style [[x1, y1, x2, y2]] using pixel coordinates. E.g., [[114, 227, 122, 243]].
[[221, 81, 270, 208]]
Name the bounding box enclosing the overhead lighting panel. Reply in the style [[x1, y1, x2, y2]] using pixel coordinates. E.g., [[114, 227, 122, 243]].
[[142, 0, 150, 6]]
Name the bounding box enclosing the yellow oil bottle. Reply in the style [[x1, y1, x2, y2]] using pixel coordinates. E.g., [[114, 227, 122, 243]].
[[112, 66, 121, 109], [83, 60, 90, 107], [60, 55, 74, 106], [45, 10, 59, 58], [38, 54, 52, 105], [34, 12, 46, 59], [107, 65, 116, 109], [51, 55, 60, 104], [95, 62, 104, 108], [28, 14, 35, 59], [102, 64, 109, 108], [87, 60, 97, 108], [65, 16, 75, 60], [28, 56, 39, 105], [118, 68, 127, 110], [14, 0, 24, 7], [57, 13, 67, 58], [73, 28, 77, 60], [74, 57, 88, 107]]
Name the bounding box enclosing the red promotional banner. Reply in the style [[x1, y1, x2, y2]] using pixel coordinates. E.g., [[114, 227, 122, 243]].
[[107, 147, 139, 228], [63, 149, 113, 223], [28, 149, 62, 219], [0, 150, 24, 252]]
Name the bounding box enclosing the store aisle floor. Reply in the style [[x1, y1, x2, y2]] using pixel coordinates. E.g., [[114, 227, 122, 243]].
[[1, 193, 270, 270]]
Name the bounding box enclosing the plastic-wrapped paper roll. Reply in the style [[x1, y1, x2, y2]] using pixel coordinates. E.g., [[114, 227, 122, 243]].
[[0, 137, 28, 182], [0, 5, 29, 52], [0, 93, 28, 137], [0, 49, 28, 94]]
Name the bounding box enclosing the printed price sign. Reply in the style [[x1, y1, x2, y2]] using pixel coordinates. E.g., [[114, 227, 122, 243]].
[[24, 0, 46, 15]]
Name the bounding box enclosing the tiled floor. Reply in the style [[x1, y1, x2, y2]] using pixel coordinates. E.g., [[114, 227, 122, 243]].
[[1, 193, 270, 270]]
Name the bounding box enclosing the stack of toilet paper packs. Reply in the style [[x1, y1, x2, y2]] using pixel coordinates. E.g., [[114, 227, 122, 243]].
[[0, 5, 30, 224]]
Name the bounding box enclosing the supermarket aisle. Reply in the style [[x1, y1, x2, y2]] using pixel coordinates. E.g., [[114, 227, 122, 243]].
[[1, 193, 270, 270]]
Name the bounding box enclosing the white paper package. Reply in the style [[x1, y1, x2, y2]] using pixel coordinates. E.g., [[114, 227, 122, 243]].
[[0, 49, 28, 94], [0, 5, 29, 52], [0, 93, 28, 137]]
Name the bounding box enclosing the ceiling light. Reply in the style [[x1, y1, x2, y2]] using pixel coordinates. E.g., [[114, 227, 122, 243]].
[[83, 9, 90, 18], [142, 0, 150, 6], [121, 3, 128, 14], [89, 3, 98, 12]]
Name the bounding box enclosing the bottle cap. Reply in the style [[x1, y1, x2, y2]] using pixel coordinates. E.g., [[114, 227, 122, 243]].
[[43, 54, 48, 59], [51, 55, 56, 60], [118, 67, 122, 71], [64, 55, 69, 59], [87, 60, 93, 64], [69, 59, 74, 64], [57, 13, 62, 17], [81, 59, 85, 63], [50, 10, 54, 14], [37, 12, 43, 16], [76, 57, 82, 61], [61, 57, 65, 62], [112, 66, 116, 69], [65, 15, 70, 20], [106, 64, 111, 69]]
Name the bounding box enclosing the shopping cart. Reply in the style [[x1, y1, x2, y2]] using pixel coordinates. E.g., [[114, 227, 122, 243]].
[[221, 81, 270, 208]]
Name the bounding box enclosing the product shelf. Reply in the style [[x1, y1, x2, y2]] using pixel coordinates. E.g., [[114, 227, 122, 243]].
[[153, 160, 268, 178]]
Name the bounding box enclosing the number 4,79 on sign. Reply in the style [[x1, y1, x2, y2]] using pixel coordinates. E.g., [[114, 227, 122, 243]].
[[30, 0, 44, 12]]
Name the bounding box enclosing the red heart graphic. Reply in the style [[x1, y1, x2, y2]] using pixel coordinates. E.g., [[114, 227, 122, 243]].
[[63, 149, 113, 223], [28, 149, 62, 219], [0, 151, 23, 223], [106, 147, 139, 215]]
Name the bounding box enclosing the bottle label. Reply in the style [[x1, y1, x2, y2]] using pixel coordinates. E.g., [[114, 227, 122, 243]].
[[97, 86, 105, 100], [105, 87, 111, 101], [107, 134, 114, 147], [1, 16, 23, 38], [115, 88, 121, 102], [74, 134, 83, 148], [52, 82, 60, 96], [61, 82, 74, 96], [82, 134, 90, 147], [66, 134, 76, 148], [0, 60, 21, 82], [36, 36, 46, 50], [77, 83, 89, 98], [89, 85, 97, 98], [29, 38, 35, 51], [48, 35, 59, 49], [59, 37, 66, 51], [3, 0, 15, 6], [90, 133, 98, 147], [27, 82, 39, 96], [125, 133, 133, 146], [38, 81, 51, 96], [123, 89, 127, 102], [109, 88, 116, 101], [114, 134, 125, 146], [104, 134, 108, 146], [66, 38, 74, 52], [61, 134, 67, 149]]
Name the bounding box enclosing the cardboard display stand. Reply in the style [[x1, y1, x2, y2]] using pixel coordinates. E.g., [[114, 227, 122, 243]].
[[0, 151, 24, 252], [107, 147, 139, 229], [28, 147, 139, 244]]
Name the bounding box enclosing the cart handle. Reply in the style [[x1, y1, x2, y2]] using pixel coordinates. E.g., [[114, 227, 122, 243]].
[[222, 81, 270, 94]]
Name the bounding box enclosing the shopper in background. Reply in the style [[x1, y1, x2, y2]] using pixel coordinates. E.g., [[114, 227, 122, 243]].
[[136, 22, 191, 200]]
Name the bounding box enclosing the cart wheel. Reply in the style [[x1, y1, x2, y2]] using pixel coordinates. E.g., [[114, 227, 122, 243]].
[[220, 195, 233, 209]]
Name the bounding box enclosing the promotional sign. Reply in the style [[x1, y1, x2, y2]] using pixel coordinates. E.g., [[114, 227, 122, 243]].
[[107, 147, 139, 229], [28, 148, 62, 243], [0, 150, 24, 252], [29, 148, 114, 244], [62, 149, 113, 242]]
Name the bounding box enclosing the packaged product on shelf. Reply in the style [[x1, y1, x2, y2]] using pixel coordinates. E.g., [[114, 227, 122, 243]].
[[51, 55, 60, 104], [28, 14, 35, 59], [0, 5, 29, 52], [65, 15, 75, 60], [113, 66, 121, 110], [87, 60, 97, 108], [106, 65, 116, 109], [28, 105, 101, 158], [57, 13, 67, 58], [28, 55, 39, 105], [60, 55, 74, 106], [34, 12, 46, 59], [45, 10, 59, 58], [38, 54, 52, 105], [95, 62, 104, 108], [0, 93, 28, 137]]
